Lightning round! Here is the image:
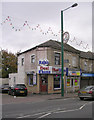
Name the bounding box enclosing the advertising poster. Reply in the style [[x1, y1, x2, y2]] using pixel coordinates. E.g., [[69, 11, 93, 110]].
[[67, 78, 71, 86], [74, 78, 79, 86]]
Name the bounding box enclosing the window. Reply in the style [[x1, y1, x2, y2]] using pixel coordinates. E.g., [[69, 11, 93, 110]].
[[21, 58, 24, 66], [72, 56, 76, 67], [28, 74, 33, 86], [31, 55, 35, 63], [27, 73, 37, 86], [64, 59, 69, 63], [54, 75, 61, 89], [55, 53, 60, 65], [84, 61, 87, 71], [89, 64, 92, 72]]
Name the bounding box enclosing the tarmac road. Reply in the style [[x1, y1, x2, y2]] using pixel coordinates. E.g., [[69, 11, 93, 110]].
[[1, 93, 94, 119]]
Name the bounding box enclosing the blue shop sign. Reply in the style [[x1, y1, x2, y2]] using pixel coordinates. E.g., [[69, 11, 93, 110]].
[[39, 60, 49, 66], [82, 73, 94, 77]]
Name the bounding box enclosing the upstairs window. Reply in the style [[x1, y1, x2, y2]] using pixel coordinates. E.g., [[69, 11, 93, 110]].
[[72, 56, 76, 67], [21, 58, 24, 66], [55, 53, 60, 65], [84, 61, 87, 71], [31, 55, 35, 63]]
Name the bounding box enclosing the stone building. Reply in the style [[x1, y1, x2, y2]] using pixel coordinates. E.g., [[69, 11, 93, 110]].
[[9, 40, 94, 94]]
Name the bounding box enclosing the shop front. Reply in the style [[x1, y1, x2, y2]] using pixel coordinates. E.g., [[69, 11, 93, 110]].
[[37, 65, 66, 94], [80, 73, 94, 88], [37, 65, 52, 94], [66, 68, 81, 92]]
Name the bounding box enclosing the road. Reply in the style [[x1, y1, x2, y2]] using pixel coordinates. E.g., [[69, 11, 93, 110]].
[[1, 94, 94, 119]]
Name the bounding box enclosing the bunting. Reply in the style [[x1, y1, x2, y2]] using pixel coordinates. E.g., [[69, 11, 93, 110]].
[[1, 16, 90, 50]]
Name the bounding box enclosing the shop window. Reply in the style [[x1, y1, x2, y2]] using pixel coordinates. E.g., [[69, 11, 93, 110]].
[[21, 58, 24, 66], [27, 73, 37, 86], [28, 74, 33, 86], [31, 55, 35, 63], [55, 53, 60, 65], [66, 77, 71, 87], [54, 75, 61, 90]]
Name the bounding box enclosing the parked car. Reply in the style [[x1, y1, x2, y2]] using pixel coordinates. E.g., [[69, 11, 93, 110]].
[[8, 84, 28, 96], [78, 85, 94, 100], [0, 84, 10, 93]]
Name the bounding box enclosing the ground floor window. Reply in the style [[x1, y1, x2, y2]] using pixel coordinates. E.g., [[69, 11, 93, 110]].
[[74, 77, 79, 86], [66, 77, 80, 87], [66, 77, 71, 87], [27, 73, 37, 86], [54, 75, 61, 90], [27, 74, 33, 86]]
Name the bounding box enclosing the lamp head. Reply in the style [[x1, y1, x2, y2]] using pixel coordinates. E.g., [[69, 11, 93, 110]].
[[71, 3, 78, 8]]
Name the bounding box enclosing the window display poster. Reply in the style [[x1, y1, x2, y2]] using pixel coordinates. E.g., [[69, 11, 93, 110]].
[[74, 78, 79, 86], [67, 78, 71, 86]]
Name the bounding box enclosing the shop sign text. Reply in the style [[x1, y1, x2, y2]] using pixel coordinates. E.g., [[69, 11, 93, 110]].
[[39, 60, 49, 66], [37, 66, 52, 74]]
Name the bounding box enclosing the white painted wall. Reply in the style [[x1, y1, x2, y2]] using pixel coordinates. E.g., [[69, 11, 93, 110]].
[[18, 54, 26, 84], [9, 73, 18, 86]]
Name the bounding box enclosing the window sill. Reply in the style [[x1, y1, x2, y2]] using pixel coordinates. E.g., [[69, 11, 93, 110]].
[[54, 88, 61, 91]]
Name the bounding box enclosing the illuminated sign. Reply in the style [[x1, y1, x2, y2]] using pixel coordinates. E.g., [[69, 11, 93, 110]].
[[37, 66, 52, 74], [68, 71, 81, 76], [82, 73, 94, 77], [52, 67, 61, 74]]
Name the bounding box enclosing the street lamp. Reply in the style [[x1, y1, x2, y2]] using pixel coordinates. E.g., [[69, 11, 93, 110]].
[[61, 3, 78, 96]]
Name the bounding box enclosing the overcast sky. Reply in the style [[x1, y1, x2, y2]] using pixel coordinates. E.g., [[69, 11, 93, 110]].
[[0, 1, 93, 53]]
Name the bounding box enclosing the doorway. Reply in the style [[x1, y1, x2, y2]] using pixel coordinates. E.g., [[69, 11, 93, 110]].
[[40, 75, 48, 93]]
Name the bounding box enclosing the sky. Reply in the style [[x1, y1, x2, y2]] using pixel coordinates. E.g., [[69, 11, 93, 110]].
[[0, 0, 93, 53]]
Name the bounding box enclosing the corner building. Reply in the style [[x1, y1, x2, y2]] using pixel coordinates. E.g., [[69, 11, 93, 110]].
[[16, 40, 94, 94]]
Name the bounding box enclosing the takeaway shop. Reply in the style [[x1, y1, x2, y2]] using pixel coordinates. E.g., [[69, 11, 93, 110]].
[[37, 65, 62, 94]]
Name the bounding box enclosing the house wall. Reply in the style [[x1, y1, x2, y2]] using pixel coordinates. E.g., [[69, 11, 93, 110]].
[[17, 44, 94, 94], [17, 54, 26, 84], [80, 58, 93, 72], [9, 73, 18, 86]]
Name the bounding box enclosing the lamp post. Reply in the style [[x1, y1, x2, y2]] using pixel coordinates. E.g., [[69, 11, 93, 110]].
[[61, 3, 78, 96]]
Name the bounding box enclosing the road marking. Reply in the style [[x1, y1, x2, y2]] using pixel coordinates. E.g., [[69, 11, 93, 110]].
[[54, 108, 79, 113], [17, 108, 66, 118], [38, 113, 51, 118], [79, 102, 93, 110], [16, 100, 93, 119], [54, 101, 93, 114], [17, 112, 46, 118]]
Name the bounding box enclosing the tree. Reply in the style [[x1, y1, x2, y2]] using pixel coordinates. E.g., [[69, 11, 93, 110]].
[[0, 50, 17, 78]]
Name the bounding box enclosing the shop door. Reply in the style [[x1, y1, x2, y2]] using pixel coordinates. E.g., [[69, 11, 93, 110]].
[[40, 75, 48, 93]]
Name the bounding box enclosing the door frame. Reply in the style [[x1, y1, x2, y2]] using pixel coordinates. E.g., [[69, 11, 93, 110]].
[[39, 74, 48, 93]]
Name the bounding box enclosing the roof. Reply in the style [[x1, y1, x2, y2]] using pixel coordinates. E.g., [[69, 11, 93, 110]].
[[38, 40, 80, 54], [18, 40, 80, 56], [17, 40, 94, 60], [80, 51, 94, 60]]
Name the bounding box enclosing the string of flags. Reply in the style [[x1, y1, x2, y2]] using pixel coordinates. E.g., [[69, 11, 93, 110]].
[[1, 16, 60, 36], [69, 37, 90, 50], [1, 16, 90, 50]]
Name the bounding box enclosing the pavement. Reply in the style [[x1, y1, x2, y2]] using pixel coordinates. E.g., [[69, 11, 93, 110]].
[[2, 92, 78, 104]]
